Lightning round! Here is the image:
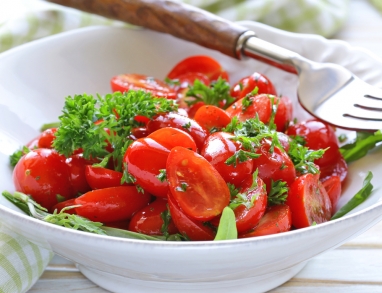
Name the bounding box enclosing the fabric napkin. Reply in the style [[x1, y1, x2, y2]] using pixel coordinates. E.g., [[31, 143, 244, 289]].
[[0, 0, 364, 292]]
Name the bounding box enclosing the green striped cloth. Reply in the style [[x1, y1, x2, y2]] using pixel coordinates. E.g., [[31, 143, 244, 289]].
[[0, 0, 372, 292]]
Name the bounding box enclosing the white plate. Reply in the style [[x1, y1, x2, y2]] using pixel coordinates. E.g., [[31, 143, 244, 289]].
[[1, 21, 382, 293]]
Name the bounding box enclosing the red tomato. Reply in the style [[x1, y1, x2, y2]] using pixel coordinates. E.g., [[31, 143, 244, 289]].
[[167, 55, 229, 82], [319, 155, 348, 182], [75, 186, 151, 222], [252, 140, 296, 191], [110, 74, 177, 99], [147, 127, 197, 152], [286, 173, 332, 228], [130, 127, 148, 140], [85, 165, 130, 190], [321, 175, 342, 213], [146, 113, 208, 150], [186, 101, 205, 119], [239, 204, 292, 238], [167, 191, 215, 241], [123, 137, 170, 198], [201, 132, 254, 187], [128, 198, 178, 236], [230, 72, 277, 99], [38, 128, 57, 148], [226, 94, 292, 132], [65, 153, 92, 195], [193, 105, 231, 132], [286, 119, 342, 172], [13, 148, 75, 212], [166, 147, 230, 221], [233, 176, 268, 234], [51, 198, 77, 214], [170, 72, 210, 94]]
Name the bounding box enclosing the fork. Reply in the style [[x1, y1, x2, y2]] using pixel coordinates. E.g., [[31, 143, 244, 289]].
[[46, 0, 382, 131]]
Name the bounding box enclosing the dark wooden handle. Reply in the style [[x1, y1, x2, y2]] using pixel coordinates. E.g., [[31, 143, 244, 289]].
[[47, 0, 249, 58]]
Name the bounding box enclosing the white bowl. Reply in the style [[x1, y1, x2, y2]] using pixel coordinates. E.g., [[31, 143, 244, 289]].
[[1, 21, 382, 293]]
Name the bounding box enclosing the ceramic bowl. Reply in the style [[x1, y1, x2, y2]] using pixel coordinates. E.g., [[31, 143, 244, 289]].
[[1, 21, 382, 293]]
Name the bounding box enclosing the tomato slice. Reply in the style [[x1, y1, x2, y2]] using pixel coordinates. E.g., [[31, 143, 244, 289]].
[[128, 197, 178, 236], [85, 165, 130, 190], [167, 55, 229, 82], [230, 72, 277, 99], [147, 127, 197, 152], [193, 105, 231, 132], [321, 175, 342, 213], [123, 138, 170, 198], [286, 173, 332, 228], [75, 186, 151, 223], [110, 73, 177, 99], [167, 192, 215, 241], [166, 146, 230, 221], [201, 132, 254, 187], [239, 204, 292, 238]]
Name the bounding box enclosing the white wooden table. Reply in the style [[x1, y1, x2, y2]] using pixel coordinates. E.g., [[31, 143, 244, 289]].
[[29, 0, 382, 292]]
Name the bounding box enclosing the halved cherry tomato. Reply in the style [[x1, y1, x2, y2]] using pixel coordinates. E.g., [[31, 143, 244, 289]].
[[51, 198, 77, 214], [110, 74, 177, 99], [85, 165, 130, 190], [166, 147, 230, 221], [170, 72, 210, 94], [123, 137, 170, 198], [252, 139, 296, 191], [321, 175, 342, 213], [230, 72, 277, 99], [186, 101, 205, 119], [146, 112, 208, 150], [167, 55, 229, 82], [75, 186, 151, 223], [193, 105, 231, 132], [286, 173, 332, 228], [201, 132, 254, 187], [319, 155, 348, 182], [128, 198, 178, 236], [13, 148, 75, 212], [239, 204, 292, 238], [167, 191, 215, 241], [147, 127, 197, 152]]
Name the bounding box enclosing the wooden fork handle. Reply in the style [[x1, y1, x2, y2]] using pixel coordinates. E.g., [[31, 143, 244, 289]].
[[46, 0, 251, 58]]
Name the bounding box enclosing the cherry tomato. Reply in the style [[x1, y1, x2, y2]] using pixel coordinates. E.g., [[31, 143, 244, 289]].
[[147, 127, 197, 152], [123, 137, 170, 198], [51, 198, 77, 214], [170, 72, 210, 94], [201, 132, 254, 187], [286, 173, 332, 228], [193, 105, 231, 132], [38, 128, 57, 148], [252, 140, 296, 191], [85, 165, 130, 190], [130, 127, 149, 140], [147, 113, 208, 150], [239, 204, 292, 238], [166, 147, 230, 221], [321, 175, 342, 213], [230, 72, 277, 99], [167, 191, 215, 241], [13, 148, 74, 212], [75, 186, 151, 222], [233, 176, 268, 234], [110, 73, 177, 99], [128, 198, 178, 236], [186, 101, 205, 119], [319, 155, 348, 182], [65, 153, 92, 195], [286, 119, 342, 172], [167, 55, 229, 82]]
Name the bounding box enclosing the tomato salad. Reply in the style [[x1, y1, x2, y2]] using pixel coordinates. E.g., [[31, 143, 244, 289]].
[[7, 55, 353, 241]]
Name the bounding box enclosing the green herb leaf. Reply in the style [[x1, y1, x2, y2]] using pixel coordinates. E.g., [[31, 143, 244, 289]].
[[268, 180, 289, 206], [156, 169, 167, 183], [10, 146, 30, 167], [214, 207, 237, 241], [331, 171, 373, 220], [340, 130, 382, 163]]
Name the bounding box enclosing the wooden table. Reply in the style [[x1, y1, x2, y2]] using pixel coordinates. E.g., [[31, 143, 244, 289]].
[[29, 0, 382, 292]]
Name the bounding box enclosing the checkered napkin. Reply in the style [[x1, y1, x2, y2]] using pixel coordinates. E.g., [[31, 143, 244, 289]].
[[0, 0, 354, 292]]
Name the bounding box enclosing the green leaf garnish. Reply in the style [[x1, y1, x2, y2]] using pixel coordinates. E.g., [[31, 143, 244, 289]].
[[268, 180, 289, 206], [10, 146, 30, 167], [214, 207, 237, 241], [331, 172, 374, 220]]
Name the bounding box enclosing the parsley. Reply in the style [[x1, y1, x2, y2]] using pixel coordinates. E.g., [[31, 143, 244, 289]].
[[164, 77, 181, 86], [227, 183, 240, 200], [225, 149, 260, 167], [10, 146, 30, 167], [160, 206, 172, 239], [136, 185, 145, 194], [241, 87, 259, 112], [176, 182, 188, 192], [156, 169, 167, 182], [182, 122, 191, 131], [268, 180, 289, 206], [185, 78, 234, 109], [229, 171, 260, 210], [338, 133, 348, 143], [52, 91, 177, 171]]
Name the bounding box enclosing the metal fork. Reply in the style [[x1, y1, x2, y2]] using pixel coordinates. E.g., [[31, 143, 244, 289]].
[[47, 0, 382, 131]]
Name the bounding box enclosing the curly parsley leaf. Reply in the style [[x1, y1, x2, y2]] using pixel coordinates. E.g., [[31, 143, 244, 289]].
[[268, 180, 289, 206], [10, 146, 30, 167], [185, 78, 234, 108]]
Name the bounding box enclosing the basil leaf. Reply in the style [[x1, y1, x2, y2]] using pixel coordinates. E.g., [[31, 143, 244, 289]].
[[214, 207, 237, 241], [331, 171, 373, 220]]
